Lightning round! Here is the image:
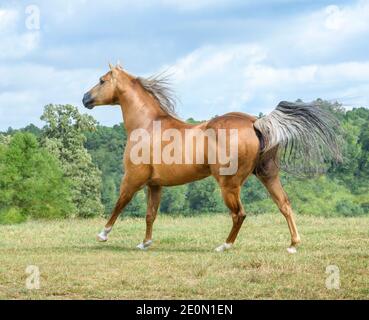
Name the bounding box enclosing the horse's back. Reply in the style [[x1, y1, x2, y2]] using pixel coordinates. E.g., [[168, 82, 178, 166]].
[[221, 112, 258, 123], [204, 112, 258, 134]]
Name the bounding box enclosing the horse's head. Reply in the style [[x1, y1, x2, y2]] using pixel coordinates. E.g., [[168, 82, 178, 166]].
[[83, 63, 129, 109]]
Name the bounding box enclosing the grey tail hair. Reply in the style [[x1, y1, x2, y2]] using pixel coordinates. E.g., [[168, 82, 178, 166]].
[[254, 101, 342, 175]]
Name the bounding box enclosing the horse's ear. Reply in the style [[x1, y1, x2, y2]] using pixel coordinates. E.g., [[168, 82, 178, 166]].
[[109, 63, 114, 70]]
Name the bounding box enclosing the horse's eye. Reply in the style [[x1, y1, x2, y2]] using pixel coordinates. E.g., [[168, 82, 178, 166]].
[[100, 79, 105, 85]]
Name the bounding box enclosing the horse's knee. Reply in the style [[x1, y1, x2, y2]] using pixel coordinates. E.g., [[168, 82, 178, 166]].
[[279, 200, 292, 218], [146, 213, 155, 224], [238, 211, 246, 224], [231, 210, 246, 224], [146, 208, 158, 223]]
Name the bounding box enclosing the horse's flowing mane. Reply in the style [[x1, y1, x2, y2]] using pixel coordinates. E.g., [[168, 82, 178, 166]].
[[137, 72, 178, 117]]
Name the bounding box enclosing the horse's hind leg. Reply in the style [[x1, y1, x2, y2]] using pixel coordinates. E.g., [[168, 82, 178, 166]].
[[215, 183, 246, 252], [257, 173, 301, 253], [137, 185, 162, 250]]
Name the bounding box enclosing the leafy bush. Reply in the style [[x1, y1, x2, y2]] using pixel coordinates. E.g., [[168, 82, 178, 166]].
[[360, 202, 369, 214], [0, 207, 26, 225], [125, 190, 147, 217], [335, 200, 364, 217], [0, 132, 75, 221], [186, 178, 225, 213], [161, 185, 188, 214]]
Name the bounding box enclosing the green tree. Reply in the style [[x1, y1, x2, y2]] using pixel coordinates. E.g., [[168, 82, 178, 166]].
[[186, 178, 225, 213], [41, 104, 104, 218], [241, 175, 276, 214], [0, 134, 11, 146], [161, 185, 188, 214], [84, 124, 126, 214], [125, 189, 147, 217], [101, 176, 118, 214], [0, 133, 74, 224]]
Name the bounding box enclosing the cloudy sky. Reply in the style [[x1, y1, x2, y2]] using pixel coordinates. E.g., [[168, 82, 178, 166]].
[[1, 0, 369, 130]]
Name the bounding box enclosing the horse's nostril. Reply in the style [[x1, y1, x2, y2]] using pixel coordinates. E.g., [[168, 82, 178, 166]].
[[83, 93, 94, 109], [83, 93, 89, 103]]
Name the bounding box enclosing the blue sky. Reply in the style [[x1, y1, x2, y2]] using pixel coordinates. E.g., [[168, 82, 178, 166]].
[[1, 0, 369, 130]]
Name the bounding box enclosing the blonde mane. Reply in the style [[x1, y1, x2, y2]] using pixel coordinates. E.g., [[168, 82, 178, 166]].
[[137, 73, 178, 117]]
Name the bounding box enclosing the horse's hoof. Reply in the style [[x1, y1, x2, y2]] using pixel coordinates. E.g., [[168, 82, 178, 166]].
[[215, 243, 232, 252], [97, 232, 108, 242], [137, 240, 153, 250], [96, 227, 112, 242], [287, 246, 297, 254]]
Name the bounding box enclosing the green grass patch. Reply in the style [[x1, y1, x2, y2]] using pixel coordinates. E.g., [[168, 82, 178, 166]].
[[0, 214, 368, 299]]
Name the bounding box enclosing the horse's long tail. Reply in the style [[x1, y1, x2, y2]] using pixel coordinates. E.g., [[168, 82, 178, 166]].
[[253, 101, 342, 174]]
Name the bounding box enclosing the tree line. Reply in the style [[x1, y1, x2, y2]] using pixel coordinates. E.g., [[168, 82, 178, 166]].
[[1, 100, 368, 224]]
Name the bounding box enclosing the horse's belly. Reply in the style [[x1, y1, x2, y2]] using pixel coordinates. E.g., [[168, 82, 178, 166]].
[[149, 164, 211, 186]]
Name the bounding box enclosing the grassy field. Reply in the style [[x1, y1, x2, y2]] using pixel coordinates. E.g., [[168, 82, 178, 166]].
[[0, 213, 368, 300]]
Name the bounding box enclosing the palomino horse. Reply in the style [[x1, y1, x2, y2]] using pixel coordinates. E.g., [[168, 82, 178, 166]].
[[83, 64, 340, 253]]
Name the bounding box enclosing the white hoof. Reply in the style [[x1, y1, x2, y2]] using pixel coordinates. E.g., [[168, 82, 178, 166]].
[[287, 246, 297, 254], [215, 243, 232, 252], [97, 228, 111, 242], [137, 240, 153, 250], [97, 232, 108, 242]]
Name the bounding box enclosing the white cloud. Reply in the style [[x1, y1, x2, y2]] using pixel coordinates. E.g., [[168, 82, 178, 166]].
[[0, 7, 40, 60], [0, 32, 40, 59], [0, 64, 117, 128], [290, 1, 369, 55], [35, 0, 231, 20], [1, 0, 369, 130], [170, 44, 267, 81], [159, 0, 229, 11], [0, 9, 18, 32], [0, 90, 41, 128], [323, 2, 369, 33], [160, 44, 268, 118], [162, 43, 369, 119]]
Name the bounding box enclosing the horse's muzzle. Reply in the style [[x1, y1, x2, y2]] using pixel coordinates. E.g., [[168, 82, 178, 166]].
[[83, 93, 94, 109]]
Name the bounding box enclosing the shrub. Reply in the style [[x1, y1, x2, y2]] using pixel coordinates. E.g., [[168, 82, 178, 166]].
[[0, 207, 27, 225], [0, 132, 75, 222], [125, 190, 147, 217], [161, 186, 188, 214], [335, 200, 365, 217]]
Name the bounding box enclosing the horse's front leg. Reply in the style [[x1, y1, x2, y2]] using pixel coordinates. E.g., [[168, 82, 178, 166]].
[[137, 185, 162, 250], [97, 175, 141, 242]]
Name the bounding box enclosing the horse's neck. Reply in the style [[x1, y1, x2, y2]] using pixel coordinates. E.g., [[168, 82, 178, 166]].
[[118, 86, 164, 133]]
